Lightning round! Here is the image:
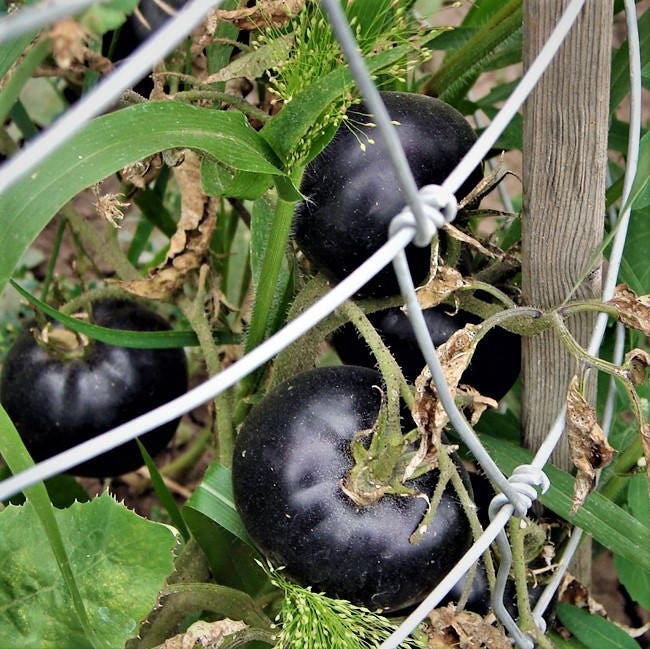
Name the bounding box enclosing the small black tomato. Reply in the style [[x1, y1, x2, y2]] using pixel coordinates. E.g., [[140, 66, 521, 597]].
[[0, 298, 188, 477], [232, 365, 473, 612], [330, 305, 521, 401], [293, 91, 483, 297]]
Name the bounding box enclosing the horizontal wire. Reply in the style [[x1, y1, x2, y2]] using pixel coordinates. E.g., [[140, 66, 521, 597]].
[[0, 229, 413, 502]]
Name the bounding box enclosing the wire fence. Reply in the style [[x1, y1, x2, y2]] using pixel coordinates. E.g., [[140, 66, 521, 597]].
[[0, 1, 643, 648]]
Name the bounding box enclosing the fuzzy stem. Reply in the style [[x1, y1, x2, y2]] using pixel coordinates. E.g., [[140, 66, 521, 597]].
[[62, 203, 140, 281], [508, 520, 554, 649], [162, 426, 212, 481], [179, 267, 233, 466]]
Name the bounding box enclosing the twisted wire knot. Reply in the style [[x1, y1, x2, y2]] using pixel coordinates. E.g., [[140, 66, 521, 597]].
[[388, 184, 458, 248], [489, 464, 550, 520]]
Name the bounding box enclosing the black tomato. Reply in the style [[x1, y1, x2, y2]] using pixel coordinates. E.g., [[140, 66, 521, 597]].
[[232, 365, 473, 612], [330, 305, 521, 401], [0, 298, 188, 478], [293, 91, 483, 297]]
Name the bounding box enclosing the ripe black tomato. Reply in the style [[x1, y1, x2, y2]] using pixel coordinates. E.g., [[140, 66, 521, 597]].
[[330, 305, 521, 401], [232, 365, 473, 612], [0, 298, 188, 478], [293, 91, 483, 297]]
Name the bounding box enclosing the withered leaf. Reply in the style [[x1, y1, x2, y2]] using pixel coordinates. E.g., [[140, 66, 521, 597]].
[[416, 266, 465, 310], [623, 348, 650, 386], [607, 284, 650, 336], [207, 0, 304, 31], [442, 223, 501, 259], [566, 376, 615, 514], [160, 618, 246, 648], [120, 150, 217, 299], [413, 324, 491, 444], [426, 607, 511, 649], [50, 19, 88, 70]]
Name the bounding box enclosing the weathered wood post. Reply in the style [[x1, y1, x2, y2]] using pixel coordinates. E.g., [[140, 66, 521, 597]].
[[521, 0, 613, 585]]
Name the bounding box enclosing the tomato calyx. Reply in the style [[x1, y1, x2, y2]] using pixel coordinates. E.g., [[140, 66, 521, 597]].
[[33, 320, 90, 360], [339, 383, 441, 510]]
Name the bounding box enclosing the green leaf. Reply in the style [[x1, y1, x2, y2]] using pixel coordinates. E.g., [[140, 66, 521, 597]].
[[623, 130, 650, 211], [260, 43, 412, 164], [0, 32, 37, 80], [9, 280, 241, 347], [479, 433, 650, 572], [556, 603, 641, 649], [0, 37, 51, 124], [426, 0, 522, 105], [609, 9, 650, 112], [184, 462, 250, 546], [0, 102, 283, 294], [183, 463, 268, 594], [613, 473, 650, 609], [136, 439, 190, 541], [0, 406, 99, 648], [620, 207, 650, 294], [201, 157, 273, 201], [0, 493, 177, 649], [79, 0, 140, 35]]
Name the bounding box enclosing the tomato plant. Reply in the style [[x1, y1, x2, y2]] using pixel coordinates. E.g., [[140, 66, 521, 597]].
[[0, 1, 648, 649]]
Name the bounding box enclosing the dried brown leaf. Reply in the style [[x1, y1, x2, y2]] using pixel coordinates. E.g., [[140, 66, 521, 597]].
[[50, 19, 88, 70], [607, 284, 650, 336], [208, 0, 304, 31], [412, 325, 481, 442], [416, 266, 465, 310], [120, 150, 216, 299], [623, 348, 650, 386], [442, 223, 500, 260], [566, 376, 615, 514], [426, 607, 511, 648], [160, 618, 246, 648]]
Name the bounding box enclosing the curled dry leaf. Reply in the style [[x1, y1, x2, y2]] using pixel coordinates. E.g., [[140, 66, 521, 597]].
[[416, 265, 465, 310], [121, 154, 163, 189], [623, 348, 650, 386], [566, 376, 615, 514], [426, 607, 511, 649], [50, 18, 112, 74], [413, 324, 489, 445], [50, 18, 88, 70], [442, 223, 500, 260], [207, 0, 304, 32], [607, 284, 650, 336], [120, 150, 217, 299], [160, 618, 246, 648]]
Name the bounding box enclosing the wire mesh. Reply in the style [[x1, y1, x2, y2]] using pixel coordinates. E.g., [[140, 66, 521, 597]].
[[0, 1, 643, 647]]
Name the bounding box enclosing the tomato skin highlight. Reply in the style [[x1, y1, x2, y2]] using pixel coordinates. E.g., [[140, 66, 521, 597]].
[[232, 365, 473, 612], [331, 305, 521, 401], [293, 91, 484, 298], [0, 299, 188, 478]]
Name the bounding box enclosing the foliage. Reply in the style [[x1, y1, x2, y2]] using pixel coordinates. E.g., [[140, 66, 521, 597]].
[[0, 0, 648, 648]]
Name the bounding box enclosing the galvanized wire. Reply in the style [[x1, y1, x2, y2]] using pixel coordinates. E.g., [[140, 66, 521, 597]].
[[0, 1, 643, 648]]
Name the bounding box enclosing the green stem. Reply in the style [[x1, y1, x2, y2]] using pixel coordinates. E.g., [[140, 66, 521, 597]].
[[40, 217, 68, 303], [509, 520, 554, 649], [62, 203, 140, 281], [459, 280, 518, 309], [599, 434, 645, 502], [179, 269, 234, 466], [173, 89, 270, 122], [162, 426, 212, 481]]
